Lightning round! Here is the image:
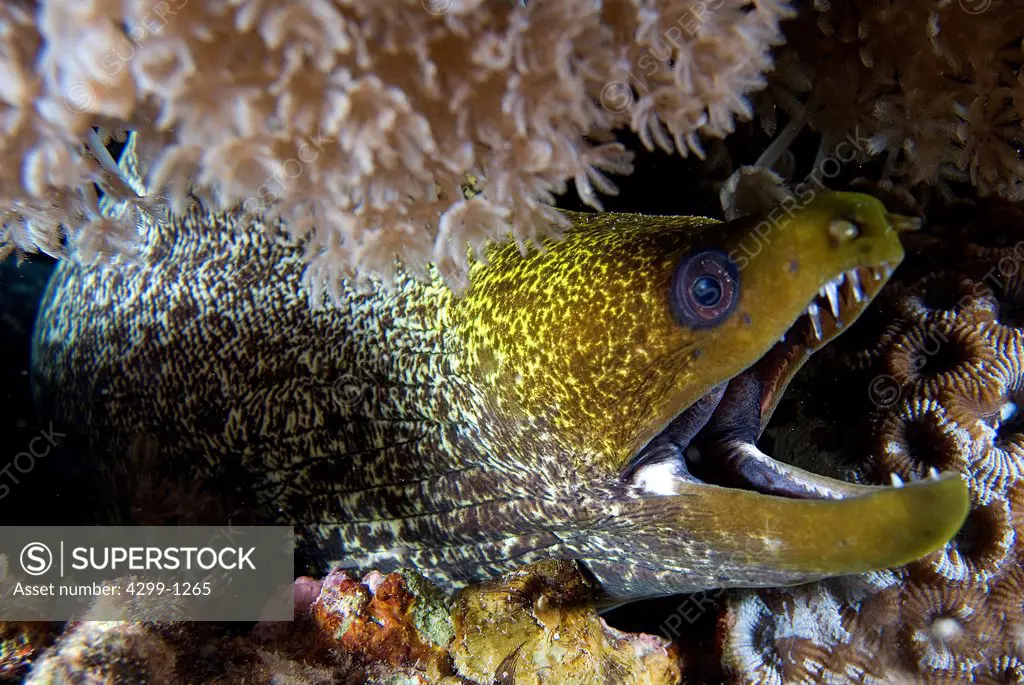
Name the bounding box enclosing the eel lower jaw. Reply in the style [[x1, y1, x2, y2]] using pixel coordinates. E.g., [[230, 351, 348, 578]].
[[619, 393, 968, 587], [702, 439, 944, 500], [615, 470, 970, 594]]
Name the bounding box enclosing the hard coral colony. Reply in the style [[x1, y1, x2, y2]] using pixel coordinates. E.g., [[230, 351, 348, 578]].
[[0, 1, 1021, 685]]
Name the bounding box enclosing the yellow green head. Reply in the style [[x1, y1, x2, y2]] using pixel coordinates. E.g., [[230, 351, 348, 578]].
[[455, 193, 904, 468]]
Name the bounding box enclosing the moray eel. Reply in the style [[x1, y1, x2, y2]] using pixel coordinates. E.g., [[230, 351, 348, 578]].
[[31, 149, 968, 601]]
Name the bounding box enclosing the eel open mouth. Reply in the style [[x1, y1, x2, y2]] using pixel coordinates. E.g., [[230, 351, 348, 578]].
[[592, 203, 963, 598], [624, 261, 909, 501]]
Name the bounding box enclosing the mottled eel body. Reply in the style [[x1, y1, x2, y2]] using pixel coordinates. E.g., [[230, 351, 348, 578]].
[[32, 167, 967, 600]]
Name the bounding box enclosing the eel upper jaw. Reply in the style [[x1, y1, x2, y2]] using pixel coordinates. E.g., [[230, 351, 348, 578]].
[[750, 209, 924, 436], [754, 261, 895, 437]]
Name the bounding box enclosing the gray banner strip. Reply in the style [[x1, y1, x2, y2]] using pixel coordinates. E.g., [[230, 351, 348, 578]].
[[0, 526, 295, 621]]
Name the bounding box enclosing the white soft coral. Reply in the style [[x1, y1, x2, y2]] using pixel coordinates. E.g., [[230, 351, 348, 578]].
[[0, 0, 793, 287]]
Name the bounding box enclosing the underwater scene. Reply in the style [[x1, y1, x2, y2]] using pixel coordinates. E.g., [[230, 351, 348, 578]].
[[1, 0, 1023, 682]]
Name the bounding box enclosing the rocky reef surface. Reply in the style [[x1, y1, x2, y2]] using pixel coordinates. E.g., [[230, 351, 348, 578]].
[[2, 560, 682, 684]]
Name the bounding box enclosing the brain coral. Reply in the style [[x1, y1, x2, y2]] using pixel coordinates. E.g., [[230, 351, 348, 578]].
[[720, 198, 1024, 683]]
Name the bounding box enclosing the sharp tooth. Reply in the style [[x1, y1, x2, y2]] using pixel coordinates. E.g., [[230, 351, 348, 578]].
[[848, 270, 865, 302], [873, 267, 883, 281], [890, 472, 904, 488], [824, 280, 841, 318], [928, 467, 940, 480], [779, 332, 786, 344], [807, 302, 823, 340]]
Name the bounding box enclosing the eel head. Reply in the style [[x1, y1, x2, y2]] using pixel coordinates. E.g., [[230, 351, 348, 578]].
[[463, 192, 967, 600]]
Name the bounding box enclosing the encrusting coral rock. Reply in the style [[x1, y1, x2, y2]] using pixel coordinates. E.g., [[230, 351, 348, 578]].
[[449, 559, 683, 685], [309, 568, 457, 681], [25, 620, 181, 685], [11, 560, 683, 684], [722, 198, 1024, 683], [0, 0, 793, 291], [0, 620, 57, 682]]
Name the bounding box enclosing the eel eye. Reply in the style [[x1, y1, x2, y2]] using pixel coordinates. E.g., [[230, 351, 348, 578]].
[[670, 249, 739, 328]]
